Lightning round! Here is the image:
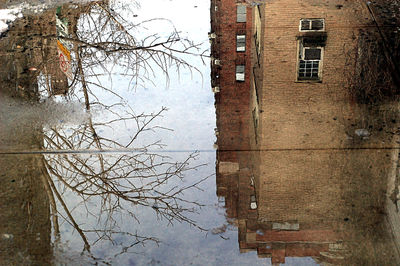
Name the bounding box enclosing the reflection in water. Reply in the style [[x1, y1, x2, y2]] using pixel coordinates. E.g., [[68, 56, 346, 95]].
[[0, 1, 209, 264], [4, 0, 400, 264], [213, 0, 400, 265], [0, 151, 51, 265]]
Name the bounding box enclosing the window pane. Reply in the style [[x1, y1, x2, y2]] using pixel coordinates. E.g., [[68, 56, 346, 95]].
[[304, 48, 321, 60], [301, 20, 310, 30], [236, 73, 245, 81], [236, 65, 245, 73], [298, 56, 321, 80], [236, 65, 245, 81], [237, 45, 245, 52], [237, 6, 246, 22], [312, 19, 324, 30]]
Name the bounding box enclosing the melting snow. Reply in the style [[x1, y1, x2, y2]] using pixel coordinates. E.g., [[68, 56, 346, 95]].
[[0, 7, 22, 34], [0, 1, 94, 35]]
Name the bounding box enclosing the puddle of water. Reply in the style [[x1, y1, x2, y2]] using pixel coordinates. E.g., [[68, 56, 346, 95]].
[[1, 0, 400, 265]]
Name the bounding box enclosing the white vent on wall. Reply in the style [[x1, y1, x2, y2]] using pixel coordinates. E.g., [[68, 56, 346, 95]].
[[208, 32, 217, 39], [212, 86, 220, 93], [250, 195, 257, 210]]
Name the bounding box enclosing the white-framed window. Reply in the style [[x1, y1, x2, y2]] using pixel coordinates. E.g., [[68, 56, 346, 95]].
[[236, 65, 245, 81], [237, 5, 246, 22], [299, 18, 325, 31], [298, 44, 323, 81], [236, 34, 246, 52]]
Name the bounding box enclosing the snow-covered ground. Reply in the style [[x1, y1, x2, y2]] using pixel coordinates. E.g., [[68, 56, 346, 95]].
[[0, 7, 22, 34], [0, 0, 93, 35]]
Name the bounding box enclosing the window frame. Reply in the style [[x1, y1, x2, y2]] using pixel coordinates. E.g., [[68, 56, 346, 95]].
[[236, 5, 246, 23], [296, 42, 324, 82], [299, 18, 325, 32], [236, 34, 246, 52], [236, 65, 245, 81]]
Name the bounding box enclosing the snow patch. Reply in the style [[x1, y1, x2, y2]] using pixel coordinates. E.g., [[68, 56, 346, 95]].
[[0, 7, 22, 34], [0, 0, 95, 35]]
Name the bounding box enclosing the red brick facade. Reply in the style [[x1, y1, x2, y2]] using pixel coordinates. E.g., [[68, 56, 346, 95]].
[[211, 0, 252, 152], [211, 0, 253, 218]]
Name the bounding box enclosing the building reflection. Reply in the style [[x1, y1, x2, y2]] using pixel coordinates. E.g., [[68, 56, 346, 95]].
[[0, 3, 93, 264], [0, 157, 51, 265], [0, 3, 96, 264], [0, 10, 53, 266], [212, 0, 400, 264]]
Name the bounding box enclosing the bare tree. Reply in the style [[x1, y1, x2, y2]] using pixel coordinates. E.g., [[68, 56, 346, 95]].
[[345, 1, 400, 104]]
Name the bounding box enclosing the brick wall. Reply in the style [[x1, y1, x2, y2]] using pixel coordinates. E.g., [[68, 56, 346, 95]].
[[212, 0, 254, 216], [253, 0, 396, 225], [212, 0, 252, 153], [255, 0, 378, 150], [250, 2, 400, 263]]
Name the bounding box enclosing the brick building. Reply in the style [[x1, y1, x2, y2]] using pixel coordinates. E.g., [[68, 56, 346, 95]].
[[211, 0, 254, 219], [213, 0, 400, 264]]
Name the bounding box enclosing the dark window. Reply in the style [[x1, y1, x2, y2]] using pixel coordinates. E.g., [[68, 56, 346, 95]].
[[312, 19, 324, 30], [304, 48, 321, 60], [301, 20, 311, 31]]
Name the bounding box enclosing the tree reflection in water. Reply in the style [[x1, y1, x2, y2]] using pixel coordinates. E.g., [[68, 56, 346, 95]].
[[41, 141, 208, 261], [5, 0, 208, 262]]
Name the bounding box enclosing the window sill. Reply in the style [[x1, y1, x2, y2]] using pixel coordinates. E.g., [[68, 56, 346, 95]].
[[299, 30, 326, 33], [295, 79, 322, 83]]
